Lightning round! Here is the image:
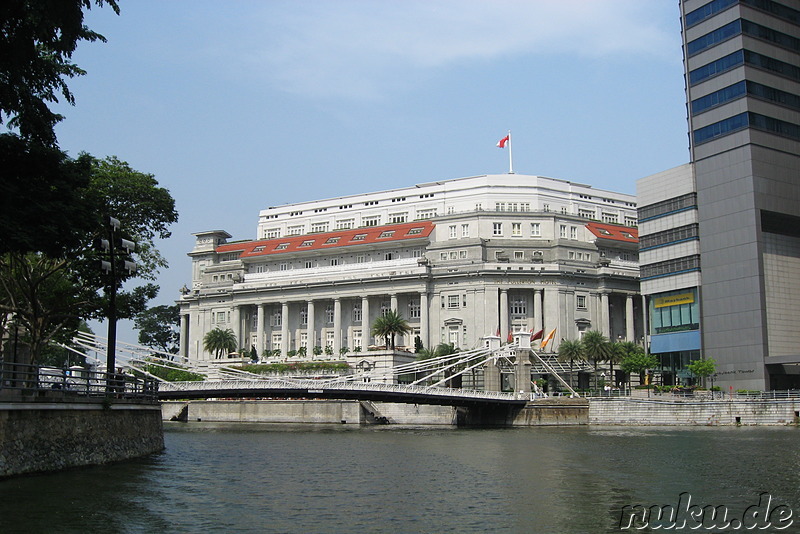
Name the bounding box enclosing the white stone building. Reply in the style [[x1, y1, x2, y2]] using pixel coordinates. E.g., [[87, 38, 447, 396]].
[[179, 173, 643, 361]]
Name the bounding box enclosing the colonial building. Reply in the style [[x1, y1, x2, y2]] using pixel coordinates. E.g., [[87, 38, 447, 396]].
[[179, 173, 642, 361]]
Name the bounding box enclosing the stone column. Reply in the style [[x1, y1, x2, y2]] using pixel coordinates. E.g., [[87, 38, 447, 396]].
[[420, 291, 429, 349], [626, 294, 635, 342], [361, 296, 370, 347], [256, 304, 266, 359], [280, 302, 289, 355], [390, 293, 398, 312], [307, 300, 315, 352], [333, 298, 342, 355], [231, 305, 241, 350], [533, 289, 543, 334], [600, 292, 610, 337], [499, 288, 509, 341], [179, 313, 189, 360]]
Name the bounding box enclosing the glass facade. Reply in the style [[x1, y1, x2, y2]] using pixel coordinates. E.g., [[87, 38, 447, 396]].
[[650, 289, 701, 335]]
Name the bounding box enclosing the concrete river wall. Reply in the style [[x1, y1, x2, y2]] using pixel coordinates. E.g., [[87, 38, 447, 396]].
[[0, 402, 164, 478]]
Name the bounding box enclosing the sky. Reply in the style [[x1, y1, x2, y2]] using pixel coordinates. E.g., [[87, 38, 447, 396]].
[[51, 0, 690, 345]]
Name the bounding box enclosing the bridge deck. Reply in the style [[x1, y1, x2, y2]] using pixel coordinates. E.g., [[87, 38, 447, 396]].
[[158, 379, 528, 407]]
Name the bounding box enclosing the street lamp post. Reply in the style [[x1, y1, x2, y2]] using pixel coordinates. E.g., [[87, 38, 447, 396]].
[[98, 216, 136, 390]]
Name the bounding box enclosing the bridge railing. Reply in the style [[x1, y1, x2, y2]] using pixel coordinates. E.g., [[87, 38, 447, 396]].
[[159, 377, 524, 402], [0, 361, 159, 403]]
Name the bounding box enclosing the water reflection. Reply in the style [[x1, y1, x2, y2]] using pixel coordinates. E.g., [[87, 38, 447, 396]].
[[0, 424, 797, 533]]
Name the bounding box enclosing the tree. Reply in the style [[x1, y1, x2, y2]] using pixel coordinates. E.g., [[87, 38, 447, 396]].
[[134, 304, 180, 356], [687, 358, 716, 387], [203, 328, 237, 359], [611, 341, 643, 385], [557, 339, 585, 389], [621, 352, 659, 387], [0, 253, 96, 365], [581, 330, 611, 387], [0, 0, 120, 146], [0, 135, 95, 257], [370, 310, 411, 350]]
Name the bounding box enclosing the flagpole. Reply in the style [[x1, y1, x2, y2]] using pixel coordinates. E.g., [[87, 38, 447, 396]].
[[507, 130, 514, 174]]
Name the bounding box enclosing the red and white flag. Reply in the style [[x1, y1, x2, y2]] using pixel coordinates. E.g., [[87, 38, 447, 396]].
[[496, 135, 510, 148]]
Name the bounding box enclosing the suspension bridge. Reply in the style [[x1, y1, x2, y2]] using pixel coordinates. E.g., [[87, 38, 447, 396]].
[[65, 331, 592, 410]]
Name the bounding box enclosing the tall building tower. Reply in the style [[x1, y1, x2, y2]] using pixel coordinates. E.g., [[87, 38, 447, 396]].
[[680, 0, 800, 389]]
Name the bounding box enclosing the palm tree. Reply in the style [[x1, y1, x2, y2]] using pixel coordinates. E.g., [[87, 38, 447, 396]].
[[581, 330, 611, 389], [203, 328, 237, 359], [557, 339, 584, 389], [370, 310, 411, 350]]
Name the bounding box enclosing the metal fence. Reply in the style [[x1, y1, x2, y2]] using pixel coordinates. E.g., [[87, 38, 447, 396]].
[[0, 361, 159, 403]]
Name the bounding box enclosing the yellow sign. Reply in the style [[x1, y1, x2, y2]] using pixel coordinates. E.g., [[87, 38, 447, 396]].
[[654, 293, 695, 308]]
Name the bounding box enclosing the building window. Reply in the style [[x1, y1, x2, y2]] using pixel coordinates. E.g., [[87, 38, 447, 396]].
[[449, 251, 457, 260], [409, 300, 420, 319], [330, 258, 340, 266], [325, 305, 334, 323], [300, 332, 308, 348], [531, 223, 541, 237], [512, 222, 522, 236], [601, 213, 619, 224], [449, 225, 457, 239], [353, 304, 362, 322], [570, 226, 577, 240], [384, 252, 394, 261], [576, 295, 587, 310], [310, 222, 329, 233], [300, 308, 308, 325], [447, 295, 460, 309], [514, 251, 524, 260], [638, 193, 697, 222], [265, 228, 280, 239], [336, 219, 354, 230], [461, 224, 469, 238], [510, 298, 526, 316], [560, 225, 567, 238], [578, 208, 595, 219], [440, 252, 448, 261], [271, 311, 282, 327], [493, 223, 503, 236], [640, 224, 699, 250], [416, 208, 437, 219], [459, 250, 467, 259], [305, 260, 313, 269], [279, 262, 289, 271], [356, 254, 366, 263], [363, 216, 380, 227], [389, 213, 407, 224], [624, 216, 637, 226], [287, 225, 304, 236], [640, 255, 701, 280]]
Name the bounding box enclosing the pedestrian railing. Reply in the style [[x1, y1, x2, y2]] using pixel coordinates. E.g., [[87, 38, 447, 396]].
[[0, 361, 159, 403]]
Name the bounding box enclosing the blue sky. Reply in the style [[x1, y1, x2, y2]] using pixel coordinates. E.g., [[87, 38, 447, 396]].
[[52, 1, 690, 344]]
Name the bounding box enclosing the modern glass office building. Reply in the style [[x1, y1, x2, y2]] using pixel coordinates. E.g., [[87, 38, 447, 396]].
[[681, 0, 800, 389]]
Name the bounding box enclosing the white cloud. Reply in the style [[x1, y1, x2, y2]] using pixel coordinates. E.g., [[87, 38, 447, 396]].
[[237, 0, 678, 100]]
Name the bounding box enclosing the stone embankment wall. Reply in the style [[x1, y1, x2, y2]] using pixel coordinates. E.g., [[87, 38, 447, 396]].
[[164, 399, 589, 426], [0, 403, 164, 478], [590, 398, 800, 425]]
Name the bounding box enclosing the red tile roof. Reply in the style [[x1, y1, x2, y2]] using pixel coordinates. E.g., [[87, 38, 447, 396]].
[[585, 222, 638, 243], [216, 221, 436, 258]]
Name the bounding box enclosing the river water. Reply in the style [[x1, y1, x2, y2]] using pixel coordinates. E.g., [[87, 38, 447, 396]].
[[1, 423, 798, 533]]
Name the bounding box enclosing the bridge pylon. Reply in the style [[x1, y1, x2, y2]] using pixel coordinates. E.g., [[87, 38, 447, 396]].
[[513, 332, 532, 396]]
